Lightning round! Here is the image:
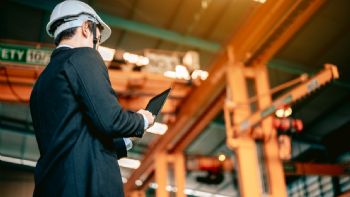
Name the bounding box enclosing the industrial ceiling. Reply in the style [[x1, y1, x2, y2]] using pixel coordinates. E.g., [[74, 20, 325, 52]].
[[1, 0, 350, 196]]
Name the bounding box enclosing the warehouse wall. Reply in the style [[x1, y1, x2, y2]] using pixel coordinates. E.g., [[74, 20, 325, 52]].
[[0, 164, 34, 197]]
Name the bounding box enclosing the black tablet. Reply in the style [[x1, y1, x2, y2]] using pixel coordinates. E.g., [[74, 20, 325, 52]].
[[146, 88, 171, 117]]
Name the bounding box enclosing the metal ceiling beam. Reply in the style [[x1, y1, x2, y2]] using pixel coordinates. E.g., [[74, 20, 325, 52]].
[[245, 0, 326, 65], [269, 59, 350, 89], [99, 14, 220, 52], [125, 0, 326, 192], [268, 59, 312, 75], [10, 0, 220, 52], [115, 0, 139, 47], [153, 0, 184, 49]]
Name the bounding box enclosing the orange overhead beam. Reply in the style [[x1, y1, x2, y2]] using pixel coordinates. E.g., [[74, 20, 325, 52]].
[[125, 0, 326, 193], [186, 155, 234, 172], [284, 162, 350, 176], [186, 157, 350, 176], [187, 158, 350, 176], [0, 64, 190, 115]]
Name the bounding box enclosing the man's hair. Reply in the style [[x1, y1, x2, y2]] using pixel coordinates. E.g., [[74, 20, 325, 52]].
[[52, 20, 103, 46]]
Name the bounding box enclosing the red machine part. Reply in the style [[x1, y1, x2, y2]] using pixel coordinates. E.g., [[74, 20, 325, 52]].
[[273, 117, 303, 133]]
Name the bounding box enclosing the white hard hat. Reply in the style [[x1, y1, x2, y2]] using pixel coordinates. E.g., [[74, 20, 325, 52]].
[[46, 0, 111, 44]]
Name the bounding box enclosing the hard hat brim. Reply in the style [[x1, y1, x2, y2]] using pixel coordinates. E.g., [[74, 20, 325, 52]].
[[96, 16, 111, 44]]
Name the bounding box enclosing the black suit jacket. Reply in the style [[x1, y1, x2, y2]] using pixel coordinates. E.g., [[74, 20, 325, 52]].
[[30, 47, 144, 197]]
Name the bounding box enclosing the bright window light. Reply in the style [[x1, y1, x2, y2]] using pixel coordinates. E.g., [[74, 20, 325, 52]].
[[146, 122, 168, 135], [118, 158, 140, 169], [98, 46, 115, 61]]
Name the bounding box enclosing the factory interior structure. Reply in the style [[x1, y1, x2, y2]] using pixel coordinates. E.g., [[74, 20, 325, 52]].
[[1, 0, 350, 196]]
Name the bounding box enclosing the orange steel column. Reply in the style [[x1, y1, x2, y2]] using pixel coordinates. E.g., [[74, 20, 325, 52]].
[[232, 138, 262, 197], [154, 152, 185, 197], [174, 152, 186, 197], [226, 49, 262, 197], [155, 152, 168, 197], [255, 64, 287, 197]]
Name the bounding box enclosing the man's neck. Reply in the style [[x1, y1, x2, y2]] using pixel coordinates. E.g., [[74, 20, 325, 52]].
[[59, 38, 93, 48], [58, 40, 81, 48]]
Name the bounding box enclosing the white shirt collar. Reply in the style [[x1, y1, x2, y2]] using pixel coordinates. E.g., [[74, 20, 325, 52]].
[[57, 44, 74, 49]]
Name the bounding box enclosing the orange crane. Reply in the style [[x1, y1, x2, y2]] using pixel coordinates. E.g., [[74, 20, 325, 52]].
[[225, 64, 339, 137], [226, 64, 339, 136], [224, 64, 339, 197]]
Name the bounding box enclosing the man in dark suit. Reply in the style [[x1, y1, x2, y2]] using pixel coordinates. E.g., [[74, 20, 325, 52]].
[[29, 1, 154, 196]]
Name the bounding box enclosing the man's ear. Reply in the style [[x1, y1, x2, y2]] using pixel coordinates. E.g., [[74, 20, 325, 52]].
[[81, 21, 90, 38]]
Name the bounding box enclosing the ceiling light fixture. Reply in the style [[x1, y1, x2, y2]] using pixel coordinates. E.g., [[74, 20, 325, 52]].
[[275, 106, 292, 118], [135, 179, 143, 186], [122, 52, 149, 66], [122, 177, 128, 183], [123, 52, 139, 64], [253, 0, 266, 3], [218, 154, 226, 162], [191, 69, 209, 80], [175, 65, 191, 80]]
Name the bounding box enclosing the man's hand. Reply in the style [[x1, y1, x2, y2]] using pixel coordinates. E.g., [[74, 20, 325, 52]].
[[137, 109, 155, 129]]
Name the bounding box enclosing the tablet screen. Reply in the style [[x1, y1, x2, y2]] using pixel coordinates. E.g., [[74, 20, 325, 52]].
[[145, 88, 171, 116]]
